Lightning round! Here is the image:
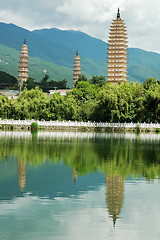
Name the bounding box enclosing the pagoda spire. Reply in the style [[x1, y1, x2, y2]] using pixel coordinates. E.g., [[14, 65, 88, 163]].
[[76, 50, 78, 56], [117, 8, 120, 19]]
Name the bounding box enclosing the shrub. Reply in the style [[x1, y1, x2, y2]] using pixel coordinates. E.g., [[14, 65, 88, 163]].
[[137, 124, 141, 133], [156, 128, 160, 133], [31, 122, 38, 132]]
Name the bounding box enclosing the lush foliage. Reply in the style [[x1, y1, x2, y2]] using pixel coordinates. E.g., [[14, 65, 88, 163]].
[[0, 78, 159, 122]]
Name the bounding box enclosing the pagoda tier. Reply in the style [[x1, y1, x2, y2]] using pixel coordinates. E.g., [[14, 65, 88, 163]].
[[108, 38, 127, 41], [73, 50, 81, 87], [18, 40, 29, 86], [107, 9, 128, 83], [19, 65, 28, 70]]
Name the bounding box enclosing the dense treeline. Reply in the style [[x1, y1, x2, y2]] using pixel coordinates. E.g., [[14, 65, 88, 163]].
[[24, 75, 67, 91], [0, 77, 160, 123], [0, 71, 17, 89], [0, 72, 67, 91]]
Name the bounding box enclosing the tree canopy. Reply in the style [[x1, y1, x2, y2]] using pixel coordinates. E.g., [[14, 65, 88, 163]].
[[0, 77, 159, 123]]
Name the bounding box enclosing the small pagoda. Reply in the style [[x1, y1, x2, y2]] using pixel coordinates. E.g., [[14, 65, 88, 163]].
[[107, 8, 128, 83], [18, 39, 29, 89], [73, 50, 81, 87]]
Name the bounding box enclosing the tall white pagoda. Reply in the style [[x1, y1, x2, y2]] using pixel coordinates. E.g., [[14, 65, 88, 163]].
[[107, 9, 128, 83]]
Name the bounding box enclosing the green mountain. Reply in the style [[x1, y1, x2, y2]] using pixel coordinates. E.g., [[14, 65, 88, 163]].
[[128, 48, 160, 82], [33, 28, 107, 63], [0, 22, 160, 87]]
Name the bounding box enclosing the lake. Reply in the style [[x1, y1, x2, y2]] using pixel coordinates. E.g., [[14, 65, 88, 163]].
[[0, 131, 160, 240]]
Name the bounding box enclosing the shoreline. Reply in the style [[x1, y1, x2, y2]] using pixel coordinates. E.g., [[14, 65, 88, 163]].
[[0, 125, 159, 133], [0, 120, 159, 133]]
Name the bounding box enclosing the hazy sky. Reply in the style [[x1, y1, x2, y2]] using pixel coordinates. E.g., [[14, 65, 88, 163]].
[[0, 0, 159, 52]]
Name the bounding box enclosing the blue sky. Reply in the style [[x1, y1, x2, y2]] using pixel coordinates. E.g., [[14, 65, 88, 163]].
[[0, 0, 159, 53]]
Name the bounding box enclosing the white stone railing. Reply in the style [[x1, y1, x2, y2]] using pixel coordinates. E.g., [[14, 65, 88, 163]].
[[0, 119, 160, 129]]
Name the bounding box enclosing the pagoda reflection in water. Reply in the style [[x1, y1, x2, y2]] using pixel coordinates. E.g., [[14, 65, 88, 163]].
[[106, 175, 124, 227], [17, 159, 26, 192]]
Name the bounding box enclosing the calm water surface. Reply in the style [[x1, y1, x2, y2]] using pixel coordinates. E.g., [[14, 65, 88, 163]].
[[0, 131, 160, 240]]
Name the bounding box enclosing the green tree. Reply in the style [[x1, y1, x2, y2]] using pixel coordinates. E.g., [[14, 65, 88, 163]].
[[93, 83, 119, 122], [93, 82, 144, 122], [143, 80, 160, 122], [89, 75, 106, 87], [48, 93, 64, 120], [75, 74, 88, 87], [60, 95, 80, 120], [71, 81, 99, 103], [48, 93, 79, 120], [10, 87, 50, 120], [0, 95, 11, 119], [143, 78, 158, 90], [24, 77, 37, 90], [69, 81, 99, 120], [78, 74, 88, 82]]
